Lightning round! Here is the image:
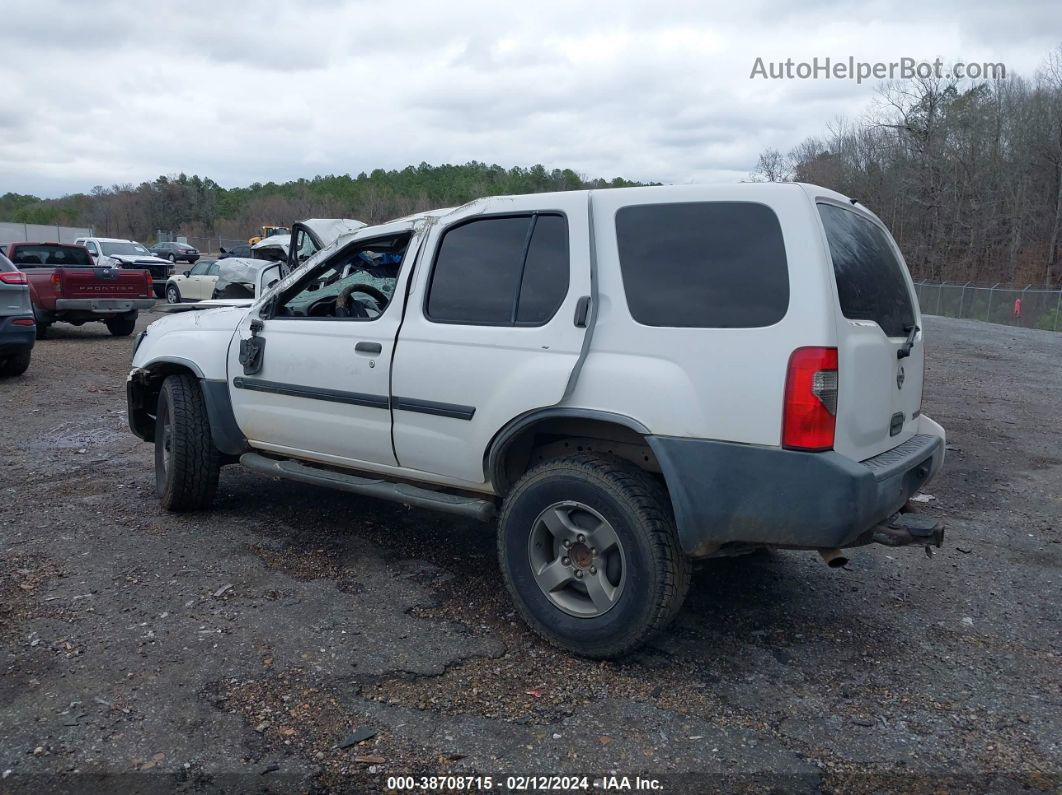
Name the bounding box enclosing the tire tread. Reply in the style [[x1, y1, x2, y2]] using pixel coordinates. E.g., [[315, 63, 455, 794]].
[[158, 374, 220, 511], [498, 452, 691, 658]]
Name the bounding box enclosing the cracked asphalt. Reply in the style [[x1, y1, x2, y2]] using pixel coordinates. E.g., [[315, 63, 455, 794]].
[[0, 313, 1059, 793]]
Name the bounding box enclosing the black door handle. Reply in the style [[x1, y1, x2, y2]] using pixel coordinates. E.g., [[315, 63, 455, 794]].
[[574, 295, 591, 327], [355, 341, 382, 355]]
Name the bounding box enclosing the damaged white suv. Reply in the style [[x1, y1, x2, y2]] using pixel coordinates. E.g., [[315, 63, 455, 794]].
[[128, 184, 946, 658]]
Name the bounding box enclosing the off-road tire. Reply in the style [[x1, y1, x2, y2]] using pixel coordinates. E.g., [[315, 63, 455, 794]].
[[155, 374, 220, 511], [105, 314, 137, 336], [0, 349, 31, 377], [498, 452, 691, 658]]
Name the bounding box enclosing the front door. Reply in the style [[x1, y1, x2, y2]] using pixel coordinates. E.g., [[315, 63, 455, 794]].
[[227, 228, 418, 468]]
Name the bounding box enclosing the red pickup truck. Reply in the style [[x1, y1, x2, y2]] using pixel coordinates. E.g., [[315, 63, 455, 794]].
[[3, 242, 156, 338]]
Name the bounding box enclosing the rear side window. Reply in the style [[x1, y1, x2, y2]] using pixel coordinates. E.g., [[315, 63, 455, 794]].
[[818, 204, 915, 337], [615, 202, 789, 328], [0, 253, 15, 272], [427, 214, 569, 326], [10, 245, 93, 267]]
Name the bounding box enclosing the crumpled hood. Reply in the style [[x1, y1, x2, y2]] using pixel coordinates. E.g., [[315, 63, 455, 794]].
[[144, 302, 246, 336]]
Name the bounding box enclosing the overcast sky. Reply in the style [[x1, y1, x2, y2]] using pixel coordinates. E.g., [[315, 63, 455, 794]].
[[1, 0, 1057, 198]]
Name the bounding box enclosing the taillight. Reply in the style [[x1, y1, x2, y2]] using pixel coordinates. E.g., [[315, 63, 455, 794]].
[[0, 272, 28, 285], [12, 317, 35, 326], [782, 347, 838, 451], [51, 270, 62, 289], [144, 269, 154, 296]]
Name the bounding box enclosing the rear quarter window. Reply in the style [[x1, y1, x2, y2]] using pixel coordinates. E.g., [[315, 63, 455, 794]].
[[615, 202, 789, 328], [818, 203, 915, 338]]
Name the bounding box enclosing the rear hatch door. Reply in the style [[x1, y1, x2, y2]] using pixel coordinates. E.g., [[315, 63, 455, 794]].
[[817, 201, 923, 462]]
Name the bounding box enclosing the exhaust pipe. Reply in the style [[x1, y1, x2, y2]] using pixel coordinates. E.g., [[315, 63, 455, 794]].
[[818, 548, 849, 568]]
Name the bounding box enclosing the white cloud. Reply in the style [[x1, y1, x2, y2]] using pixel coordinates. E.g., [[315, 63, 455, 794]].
[[0, 0, 1056, 197]]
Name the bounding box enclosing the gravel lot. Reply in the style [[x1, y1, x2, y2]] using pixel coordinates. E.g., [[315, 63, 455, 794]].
[[0, 312, 1059, 793]]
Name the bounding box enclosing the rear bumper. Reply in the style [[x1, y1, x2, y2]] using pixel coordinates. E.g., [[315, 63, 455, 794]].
[[0, 316, 36, 355], [55, 298, 155, 313], [648, 416, 946, 555]]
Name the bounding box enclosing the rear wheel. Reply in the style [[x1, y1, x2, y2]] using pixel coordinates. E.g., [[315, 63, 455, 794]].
[[168, 253, 177, 263], [166, 284, 181, 304], [498, 453, 690, 658], [105, 313, 137, 336], [0, 349, 31, 377], [155, 374, 220, 511]]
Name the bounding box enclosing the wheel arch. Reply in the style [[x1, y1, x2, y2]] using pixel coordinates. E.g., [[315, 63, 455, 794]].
[[485, 408, 655, 495], [127, 359, 247, 456]]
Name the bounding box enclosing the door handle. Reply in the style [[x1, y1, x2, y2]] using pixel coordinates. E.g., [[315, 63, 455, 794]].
[[355, 341, 382, 355], [574, 295, 591, 327]]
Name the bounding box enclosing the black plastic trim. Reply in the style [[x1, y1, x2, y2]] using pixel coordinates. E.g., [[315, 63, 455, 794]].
[[232, 376, 389, 410], [647, 433, 943, 553], [201, 379, 250, 455], [392, 396, 475, 420], [485, 407, 651, 490]]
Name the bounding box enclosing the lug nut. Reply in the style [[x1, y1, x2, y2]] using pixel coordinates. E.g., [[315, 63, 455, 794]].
[[577, 534, 585, 543], [562, 557, 570, 566], [563, 539, 571, 548], [589, 566, 597, 575], [575, 570, 583, 579]]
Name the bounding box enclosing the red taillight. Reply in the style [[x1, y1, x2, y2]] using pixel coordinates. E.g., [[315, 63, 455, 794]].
[[12, 317, 35, 326], [144, 269, 153, 296], [51, 270, 62, 289], [782, 347, 838, 451], [0, 271, 28, 285]]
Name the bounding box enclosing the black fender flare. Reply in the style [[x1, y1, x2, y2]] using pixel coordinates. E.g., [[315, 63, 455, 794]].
[[484, 407, 651, 493]]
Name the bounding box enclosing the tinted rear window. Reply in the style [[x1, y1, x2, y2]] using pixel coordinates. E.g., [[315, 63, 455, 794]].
[[818, 204, 915, 337], [10, 244, 94, 267], [615, 202, 789, 328]]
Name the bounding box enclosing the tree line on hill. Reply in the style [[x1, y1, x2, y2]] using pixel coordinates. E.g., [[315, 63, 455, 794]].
[[754, 44, 1062, 287], [0, 163, 643, 246]]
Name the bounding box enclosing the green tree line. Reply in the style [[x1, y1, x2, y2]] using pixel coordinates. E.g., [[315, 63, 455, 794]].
[[1, 163, 644, 244], [754, 44, 1062, 286]]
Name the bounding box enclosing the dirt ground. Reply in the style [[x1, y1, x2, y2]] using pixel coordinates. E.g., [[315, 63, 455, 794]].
[[0, 312, 1059, 793]]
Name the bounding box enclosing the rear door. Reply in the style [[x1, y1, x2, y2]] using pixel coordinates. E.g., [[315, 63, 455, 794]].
[[817, 200, 922, 461], [390, 193, 591, 486]]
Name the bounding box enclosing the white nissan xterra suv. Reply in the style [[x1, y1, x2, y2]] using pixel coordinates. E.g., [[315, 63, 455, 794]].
[[127, 184, 946, 658]]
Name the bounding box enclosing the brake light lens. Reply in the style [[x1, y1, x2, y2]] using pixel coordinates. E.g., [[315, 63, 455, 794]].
[[144, 269, 154, 296], [51, 270, 62, 289], [12, 317, 35, 326], [782, 347, 838, 451], [0, 272, 28, 285]]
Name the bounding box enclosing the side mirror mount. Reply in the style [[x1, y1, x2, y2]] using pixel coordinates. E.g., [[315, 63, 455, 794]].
[[182, 270, 190, 277]]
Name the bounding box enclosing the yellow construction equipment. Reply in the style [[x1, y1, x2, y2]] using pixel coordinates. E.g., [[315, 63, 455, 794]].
[[248, 225, 290, 245]]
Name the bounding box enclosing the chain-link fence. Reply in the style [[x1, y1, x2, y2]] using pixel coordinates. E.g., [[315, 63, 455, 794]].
[[914, 282, 1062, 332]]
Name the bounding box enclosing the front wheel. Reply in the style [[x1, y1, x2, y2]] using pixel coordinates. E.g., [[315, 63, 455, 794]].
[[166, 284, 181, 304], [155, 374, 220, 511], [498, 453, 690, 658], [105, 313, 137, 336]]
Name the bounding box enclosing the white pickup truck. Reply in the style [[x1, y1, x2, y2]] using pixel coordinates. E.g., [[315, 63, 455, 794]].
[[127, 184, 946, 657]]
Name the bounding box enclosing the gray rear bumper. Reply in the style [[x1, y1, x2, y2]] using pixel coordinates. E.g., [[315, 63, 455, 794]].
[[55, 298, 155, 313], [648, 432, 944, 554]]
